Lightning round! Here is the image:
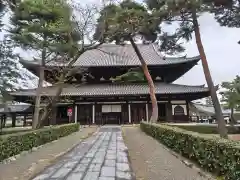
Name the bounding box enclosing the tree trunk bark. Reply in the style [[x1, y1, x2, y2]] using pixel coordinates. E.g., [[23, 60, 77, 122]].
[[37, 83, 63, 128], [192, 9, 228, 138], [36, 43, 102, 127], [129, 37, 158, 122], [32, 38, 46, 129], [32, 65, 44, 129]]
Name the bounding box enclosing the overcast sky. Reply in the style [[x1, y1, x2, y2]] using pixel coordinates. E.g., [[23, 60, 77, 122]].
[[84, 0, 240, 86], [173, 13, 240, 86], [3, 1, 240, 89]]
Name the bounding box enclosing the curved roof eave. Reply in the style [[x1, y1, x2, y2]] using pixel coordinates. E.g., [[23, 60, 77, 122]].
[[19, 55, 201, 69]]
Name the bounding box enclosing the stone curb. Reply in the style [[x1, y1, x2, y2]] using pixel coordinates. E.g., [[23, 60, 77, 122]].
[[0, 127, 99, 165]]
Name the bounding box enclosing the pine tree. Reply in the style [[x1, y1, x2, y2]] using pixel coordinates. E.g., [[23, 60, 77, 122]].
[[145, 0, 228, 138], [95, 0, 191, 123], [111, 68, 146, 82], [37, 3, 111, 127], [210, 0, 240, 44], [0, 37, 26, 127], [94, 1, 162, 123], [220, 76, 240, 124], [10, 0, 79, 129]]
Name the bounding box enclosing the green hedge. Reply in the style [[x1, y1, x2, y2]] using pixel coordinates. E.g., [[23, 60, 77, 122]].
[[0, 129, 32, 136], [167, 124, 240, 134], [0, 123, 79, 161], [140, 122, 240, 180]]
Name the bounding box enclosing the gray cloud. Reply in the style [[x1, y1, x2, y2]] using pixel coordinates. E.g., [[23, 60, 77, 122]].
[[4, 0, 240, 88], [175, 13, 240, 86]]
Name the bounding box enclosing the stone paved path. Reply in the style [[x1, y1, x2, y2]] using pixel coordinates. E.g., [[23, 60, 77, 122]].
[[32, 126, 134, 180], [0, 127, 97, 180]]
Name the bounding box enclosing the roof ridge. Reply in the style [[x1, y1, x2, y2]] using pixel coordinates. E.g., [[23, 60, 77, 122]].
[[151, 43, 164, 59], [168, 83, 207, 88]]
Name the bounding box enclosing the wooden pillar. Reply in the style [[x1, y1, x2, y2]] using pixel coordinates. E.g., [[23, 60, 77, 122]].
[[23, 115, 27, 126], [74, 105, 78, 124], [2, 114, 6, 128], [186, 101, 190, 122], [166, 102, 173, 122], [51, 106, 57, 125], [128, 103, 131, 123], [12, 113, 16, 127], [92, 104, 95, 124], [0, 115, 3, 130], [145, 103, 149, 122]]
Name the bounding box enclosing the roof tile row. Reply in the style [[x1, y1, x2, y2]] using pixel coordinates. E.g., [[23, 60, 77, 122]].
[[10, 83, 209, 97]]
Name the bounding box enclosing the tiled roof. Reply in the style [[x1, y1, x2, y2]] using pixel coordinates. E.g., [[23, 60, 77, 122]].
[[21, 44, 200, 67], [10, 83, 209, 97], [0, 104, 31, 113], [191, 103, 231, 116]]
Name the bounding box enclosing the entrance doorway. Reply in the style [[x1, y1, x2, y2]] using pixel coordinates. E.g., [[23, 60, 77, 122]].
[[101, 105, 122, 124], [147, 103, 166, 122], [131, 104, 146, 123], [158, 103, 166, 121], [78, 104, 92, 125], [102, 112, 121, 124]]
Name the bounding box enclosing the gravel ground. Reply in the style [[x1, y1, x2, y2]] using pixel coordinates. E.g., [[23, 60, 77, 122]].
[[0, 126, 97, 180], [229, 134, 240, 141], [122, 126, 207, 180]]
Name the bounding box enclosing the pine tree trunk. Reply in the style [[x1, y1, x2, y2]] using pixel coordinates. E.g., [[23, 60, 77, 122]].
[[37, 47, 83, 127], [32, 65, 44, 129], [129, 37, 158, 122], [37, 83, 63, 128], [192, 9, 228, 138], [32, 39, 46, 129]]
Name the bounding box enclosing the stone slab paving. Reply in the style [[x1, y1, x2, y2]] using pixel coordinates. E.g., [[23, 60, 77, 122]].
[[32, 125, 134, 180]]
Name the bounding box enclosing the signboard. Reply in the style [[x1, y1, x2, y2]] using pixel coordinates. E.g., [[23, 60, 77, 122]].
[[67, 108, 73, 117]]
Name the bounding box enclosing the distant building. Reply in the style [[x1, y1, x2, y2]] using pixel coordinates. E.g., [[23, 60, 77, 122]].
[[189, 102, 231, 122], [9, 44, 210, 125], [204, 97, 213, 106], [0, 103, 33, 127]]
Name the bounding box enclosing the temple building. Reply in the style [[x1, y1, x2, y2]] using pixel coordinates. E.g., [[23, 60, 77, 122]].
[[9, 44, 210, 125]]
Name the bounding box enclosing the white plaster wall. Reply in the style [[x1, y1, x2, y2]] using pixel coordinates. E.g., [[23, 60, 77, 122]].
[[171, 100, 186, 104], [172, 104, 187, 115]]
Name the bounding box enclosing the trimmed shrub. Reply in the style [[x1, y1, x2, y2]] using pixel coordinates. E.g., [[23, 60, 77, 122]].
[[0, 129, 32, 135], [166, 124, 240, 134], [0, 123, 79, 161], [140, 122, 240, 180]]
